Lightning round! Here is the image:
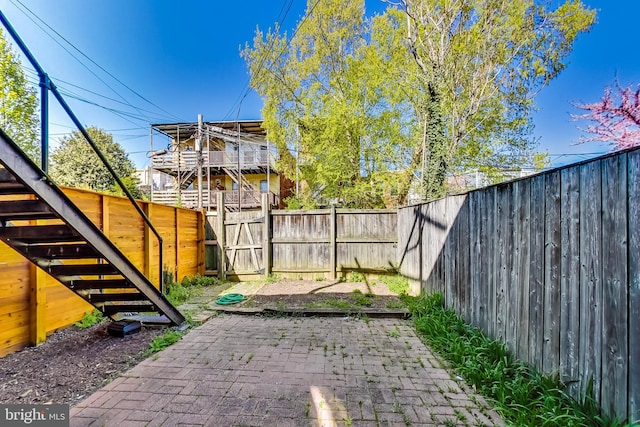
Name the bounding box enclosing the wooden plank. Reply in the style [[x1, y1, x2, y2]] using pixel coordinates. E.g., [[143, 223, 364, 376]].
[[543, 170, 561, 374], [485, 187, 497, 340], [224, 217, 264, 225], [600, 154, 628, 418], [457, 195, 470, 323], [243, 222, 261, 272], [262, 193, 271, 277], [143, 202, 153, 284], [495, 184, 511, 342], [560, 166, 581, 398], [469, 191, 481, 327], [629, 148, 640, 423], [329, 205, 336, 280], [29, 258, 47, 345], [579, 160, 603, 402], [271, 238, 330, 244], [516, 179, 531, 363], [435, 199, 448, 297], [505, 182, 517, 355], [528, 175, 545, 371], [228, 222, 241, 270]]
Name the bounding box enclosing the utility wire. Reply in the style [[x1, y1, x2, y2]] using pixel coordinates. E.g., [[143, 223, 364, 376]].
[[222, 0, 299, 120], [10, 0, 183, 123]]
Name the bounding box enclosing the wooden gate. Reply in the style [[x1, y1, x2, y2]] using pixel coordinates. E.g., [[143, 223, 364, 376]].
[[214, 193, 271, 280]]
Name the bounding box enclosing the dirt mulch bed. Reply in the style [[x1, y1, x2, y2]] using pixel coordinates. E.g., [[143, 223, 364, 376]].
[[0, 323, 166, 406]]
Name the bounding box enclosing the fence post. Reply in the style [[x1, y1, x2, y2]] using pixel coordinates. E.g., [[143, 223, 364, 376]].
[[29, 218, 46, 345], [143, 202, 153, 284], [217, 192, 226, 280], [329, 204, 337, 280], [262, 193, 271, 278], [197, 209, 205, 275]]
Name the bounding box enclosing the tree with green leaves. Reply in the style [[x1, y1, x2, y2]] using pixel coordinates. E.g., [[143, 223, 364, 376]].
[[392, 0, 595, 196], [0, 28, 39, 162], [50, 126, 142, 198], [244, 0, 594, 206], [242, 0, 415, 208]]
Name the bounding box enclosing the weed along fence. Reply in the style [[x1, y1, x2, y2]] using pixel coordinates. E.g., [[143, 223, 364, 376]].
[[207, 193, 397, 280], [0, 187, 204, 357], [397, 146, 640, 422]]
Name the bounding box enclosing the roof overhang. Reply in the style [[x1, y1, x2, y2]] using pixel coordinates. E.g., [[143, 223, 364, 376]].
[[151, 120, 266, 143]]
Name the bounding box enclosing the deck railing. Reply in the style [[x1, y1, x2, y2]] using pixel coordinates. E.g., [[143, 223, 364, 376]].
[[152, 189, 278, 210], [152, 150, 268, 170]]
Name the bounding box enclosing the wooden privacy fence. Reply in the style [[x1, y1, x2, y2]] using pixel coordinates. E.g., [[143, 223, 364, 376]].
[[0, 187, 204, 357], [207, 193, 397, 280], [397, 146, 639, 422]]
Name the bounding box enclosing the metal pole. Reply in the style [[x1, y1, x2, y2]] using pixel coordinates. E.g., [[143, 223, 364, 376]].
[[197, 114, 203, 209], [266, 139, 271, 207], [149, 126, 154, 202], [206, 125, 211, 211], [39, 74, 49, 172], [176, 125, 181, 205], [237, 122, 241, 212], [0, 10, 49, 171]]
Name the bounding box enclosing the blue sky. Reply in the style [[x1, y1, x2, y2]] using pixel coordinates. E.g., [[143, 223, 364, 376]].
[[0, 0, 638, 169]]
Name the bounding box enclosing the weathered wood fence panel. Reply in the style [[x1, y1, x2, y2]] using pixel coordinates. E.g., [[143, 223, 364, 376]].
[[212, 204, 397, 280], [397, 146, 640, 422], [0, 188, 204, 357]]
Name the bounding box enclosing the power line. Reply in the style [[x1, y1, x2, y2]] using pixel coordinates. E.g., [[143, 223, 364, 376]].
[[222, 0, 299, 120], [9, 0, 183, 123]]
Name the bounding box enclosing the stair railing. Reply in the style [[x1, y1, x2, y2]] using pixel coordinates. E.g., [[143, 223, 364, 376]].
[[0, 11, 166, 292]]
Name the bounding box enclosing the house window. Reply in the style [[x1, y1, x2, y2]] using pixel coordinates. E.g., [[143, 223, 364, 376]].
[[232, 182, 238, 191], [260, 180, 268, 193]]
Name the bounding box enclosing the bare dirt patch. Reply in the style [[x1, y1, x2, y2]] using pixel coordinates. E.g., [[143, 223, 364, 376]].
[[0, 323, 165, 406], [242, 279, 406, 310]]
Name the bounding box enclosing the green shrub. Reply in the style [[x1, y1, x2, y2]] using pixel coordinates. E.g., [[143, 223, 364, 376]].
[[165, 282, 192, 306], [181, 274, 218, 287], [350, 289, 373, 306], [74, 309, 103, 329], [379, 274, 409, 295], [346, 271, 366, 283]]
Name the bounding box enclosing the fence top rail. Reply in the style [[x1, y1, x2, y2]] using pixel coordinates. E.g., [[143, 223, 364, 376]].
[[271, 208, 397, 216], [398, 144, 640, 211]]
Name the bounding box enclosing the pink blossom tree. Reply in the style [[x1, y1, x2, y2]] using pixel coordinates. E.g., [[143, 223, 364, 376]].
[[573, 82, 640, 150]]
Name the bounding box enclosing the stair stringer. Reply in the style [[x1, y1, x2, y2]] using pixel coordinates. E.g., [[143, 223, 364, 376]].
[[0, 129, 184, 325]]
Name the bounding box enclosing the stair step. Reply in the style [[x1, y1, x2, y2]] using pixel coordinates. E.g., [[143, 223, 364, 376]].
[[102, 304, 156, 316], [0, 182, 31, 195], [68, 279, 133, 290], [0, 200, 57, 220], [46, 263, 121, 277], [88, 293, 148, 303], [24, 243, 99, 259], [0, 168, 18, 182], [0, 225, 82, 243]]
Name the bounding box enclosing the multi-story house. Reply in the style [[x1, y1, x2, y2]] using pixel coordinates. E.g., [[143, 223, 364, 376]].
[[149, 119, 292, 211]]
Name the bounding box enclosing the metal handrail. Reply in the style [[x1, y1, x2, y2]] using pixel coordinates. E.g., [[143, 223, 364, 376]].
[[0, 11, 166, 292]]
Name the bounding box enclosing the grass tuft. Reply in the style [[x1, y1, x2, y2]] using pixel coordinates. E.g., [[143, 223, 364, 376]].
[[346, 271, 366, 283], [405, 293, 634, 427], [380, 275, 410, 295], [144, 329, 185, 356]]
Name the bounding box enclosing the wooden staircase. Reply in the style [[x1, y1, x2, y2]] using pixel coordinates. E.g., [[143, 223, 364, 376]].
[[0, 128, 184, 325]]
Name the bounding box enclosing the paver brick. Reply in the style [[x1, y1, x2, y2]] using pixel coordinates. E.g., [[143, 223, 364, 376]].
[[72, 316, 503, 426]]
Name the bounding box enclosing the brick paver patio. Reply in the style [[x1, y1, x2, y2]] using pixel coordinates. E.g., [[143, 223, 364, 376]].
[[71, 315, 503, 426]]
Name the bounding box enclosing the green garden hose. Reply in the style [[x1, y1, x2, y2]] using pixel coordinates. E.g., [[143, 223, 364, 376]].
[[216, 293, 246, 305]]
